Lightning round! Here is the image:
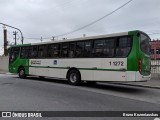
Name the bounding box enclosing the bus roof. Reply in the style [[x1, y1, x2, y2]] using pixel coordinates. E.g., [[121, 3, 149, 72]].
[[11, 30, 143, 47], [31, 31, 129, 45], [10, 43, 31, 47]]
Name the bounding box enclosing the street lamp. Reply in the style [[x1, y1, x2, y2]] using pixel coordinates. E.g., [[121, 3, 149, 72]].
[[0, 22, 24, 44]]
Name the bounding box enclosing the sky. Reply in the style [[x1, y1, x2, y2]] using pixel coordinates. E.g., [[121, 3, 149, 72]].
[[0, 0, 160, 55]]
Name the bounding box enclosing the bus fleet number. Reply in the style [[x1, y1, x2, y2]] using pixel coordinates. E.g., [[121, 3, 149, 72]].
[[109, 61, 124, 66]]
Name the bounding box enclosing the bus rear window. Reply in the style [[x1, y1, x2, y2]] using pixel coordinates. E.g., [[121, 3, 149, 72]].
[[140, 34, 151, 55]]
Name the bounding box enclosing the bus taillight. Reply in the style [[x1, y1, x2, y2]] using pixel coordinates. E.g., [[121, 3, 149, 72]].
[[138, 59, 142, 73]]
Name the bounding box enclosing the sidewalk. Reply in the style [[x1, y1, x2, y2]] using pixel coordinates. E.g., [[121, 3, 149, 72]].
[[0, 70, 8, 74], [111, 79, 160, 89]]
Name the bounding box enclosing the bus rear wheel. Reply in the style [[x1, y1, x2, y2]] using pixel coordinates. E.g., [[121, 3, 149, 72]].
[[19, 68, 26, 79], [68, 70, 81, 85]]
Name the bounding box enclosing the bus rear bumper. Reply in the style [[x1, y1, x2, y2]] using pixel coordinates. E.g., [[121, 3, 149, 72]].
[[136, 71, 151, 81]]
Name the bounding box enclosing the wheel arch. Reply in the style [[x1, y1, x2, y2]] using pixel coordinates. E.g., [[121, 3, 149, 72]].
[[66, 67, 81, 80], [18, 65, 25, 73]]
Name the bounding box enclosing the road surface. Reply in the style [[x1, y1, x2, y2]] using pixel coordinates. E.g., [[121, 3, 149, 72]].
[[0, 74, 159, 120]]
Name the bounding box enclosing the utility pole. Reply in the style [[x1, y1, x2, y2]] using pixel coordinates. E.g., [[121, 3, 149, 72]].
[[0, 23, 24, 44], [13, 31, 18, 45], [3, 27, 8, 56]]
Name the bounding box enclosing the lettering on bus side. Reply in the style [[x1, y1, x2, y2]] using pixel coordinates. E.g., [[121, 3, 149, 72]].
[[31, 60, 41, 65], [109, 61, 124, 66]]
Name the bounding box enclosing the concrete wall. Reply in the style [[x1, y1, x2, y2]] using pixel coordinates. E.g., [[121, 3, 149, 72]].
[[0, 56, 9, 72]]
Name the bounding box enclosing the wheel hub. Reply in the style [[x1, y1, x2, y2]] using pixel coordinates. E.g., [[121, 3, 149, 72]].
[[70, 73, 77, 83], [20, 70, 24, 76]]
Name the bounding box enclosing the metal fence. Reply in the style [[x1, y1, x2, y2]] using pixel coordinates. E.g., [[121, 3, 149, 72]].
[[150, 40, 160, 79], [151, 60, 160, 79]]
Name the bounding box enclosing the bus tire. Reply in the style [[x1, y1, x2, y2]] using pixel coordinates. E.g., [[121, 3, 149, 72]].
[[18, 68, 26, 79], [68, 70, 81, 85]]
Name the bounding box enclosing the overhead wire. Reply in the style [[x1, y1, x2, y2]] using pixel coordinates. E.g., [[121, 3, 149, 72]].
[[7, 31, 12, 36], [24, 0, 134, 40], [54, 0, 134, 37], [58, 0, 81, 9]]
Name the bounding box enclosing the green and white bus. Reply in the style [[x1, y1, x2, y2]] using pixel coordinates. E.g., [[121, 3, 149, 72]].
[[9, 30, 151, 85]]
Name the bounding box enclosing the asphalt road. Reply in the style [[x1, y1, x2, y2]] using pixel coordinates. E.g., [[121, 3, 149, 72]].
[[0, 74, 160, 120]]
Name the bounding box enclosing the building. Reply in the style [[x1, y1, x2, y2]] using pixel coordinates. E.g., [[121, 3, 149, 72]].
[[151, 40, 160, 60]]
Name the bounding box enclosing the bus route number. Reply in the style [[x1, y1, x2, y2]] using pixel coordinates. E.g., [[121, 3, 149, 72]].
[[109, 61, 124, 66]]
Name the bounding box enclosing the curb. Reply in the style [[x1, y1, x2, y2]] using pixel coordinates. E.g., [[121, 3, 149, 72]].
[[0, 72, 13, 75], [0, 72, 7, 74], [110, 83, 160, 89]]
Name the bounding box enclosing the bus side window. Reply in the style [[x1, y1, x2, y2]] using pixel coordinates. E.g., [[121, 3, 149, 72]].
[[53, 44, 60, 58], [76, 42, 84, 58], [93, 40, 104, 57], [104, 39, 115, 57], [69, 42, 75, 58], [115, 37, 132, 57], [84, 41, 91, 57], [27, 47, 32, 58], [38, 45, 47, 58], [61, 43, 69, 58], [30, 46, 38, 58], [47, 44, 53, 58], [20, 47, 26, 59]]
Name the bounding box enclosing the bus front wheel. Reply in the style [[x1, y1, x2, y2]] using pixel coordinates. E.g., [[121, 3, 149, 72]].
[[68, 70, 81, 85], [18, 68, 26, 79]]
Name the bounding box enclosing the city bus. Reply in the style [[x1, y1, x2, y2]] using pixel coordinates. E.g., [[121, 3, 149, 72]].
[[9, 30, 151, 85]]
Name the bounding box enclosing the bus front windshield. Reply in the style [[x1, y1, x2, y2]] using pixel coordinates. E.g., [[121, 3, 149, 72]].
[[9, 47, 20, 63], [140, 33, 151, 55]]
